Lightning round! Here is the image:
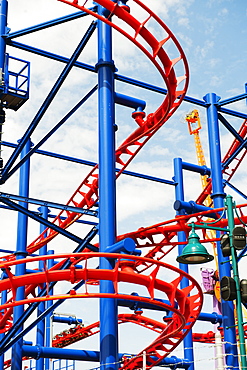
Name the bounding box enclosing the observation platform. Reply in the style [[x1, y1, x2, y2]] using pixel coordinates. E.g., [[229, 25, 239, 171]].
[[0, 54, 30, 111]]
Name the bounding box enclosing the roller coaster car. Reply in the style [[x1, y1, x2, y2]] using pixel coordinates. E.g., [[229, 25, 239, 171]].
[[0, 54, 30, 111]]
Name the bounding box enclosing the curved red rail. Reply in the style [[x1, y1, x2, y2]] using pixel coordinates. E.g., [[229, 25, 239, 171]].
[[14, 0, 189, 257], [0, 252, 202, 368], [2, 2, 246, 368]]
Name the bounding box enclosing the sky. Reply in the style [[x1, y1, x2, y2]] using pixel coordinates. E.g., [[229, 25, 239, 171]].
[[1, 1, 247, 369]]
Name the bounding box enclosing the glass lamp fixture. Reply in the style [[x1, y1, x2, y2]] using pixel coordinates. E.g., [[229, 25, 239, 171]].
[[176, 223, 214, 264]]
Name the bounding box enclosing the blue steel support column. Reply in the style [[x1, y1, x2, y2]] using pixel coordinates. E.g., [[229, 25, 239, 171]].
[[36, 206, 49, 370], [0, 0, 7, 73], [11, 138, 32, 370], [0, 0, 7, 172], [173, 158, 194, 370], [203, 93, 238, 369], [97, 4, 118, 370]]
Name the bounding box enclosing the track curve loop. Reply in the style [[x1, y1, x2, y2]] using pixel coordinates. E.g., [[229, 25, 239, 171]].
[[0, 253, 202, 367], [17, 0, 189, 256]]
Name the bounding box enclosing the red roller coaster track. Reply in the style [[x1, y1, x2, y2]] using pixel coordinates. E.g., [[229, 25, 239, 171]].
[[0, 253, 203, 368], [1, 1, 247, 369]]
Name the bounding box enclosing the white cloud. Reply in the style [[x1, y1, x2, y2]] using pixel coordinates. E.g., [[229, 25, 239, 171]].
[[0, 1, 247, 368]]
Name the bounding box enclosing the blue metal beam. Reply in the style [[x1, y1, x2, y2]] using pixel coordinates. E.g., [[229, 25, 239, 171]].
[[0, 197, 98, 248], [182, 161, 211, 176], [224, 180, 247, 201], [0, 205, 98, 227], [204, 92, 239, 369], [4, 84, 98, 181], [114, 92, 146, 111], [218, 106, 247, 120], [173, 157, 194, 370], [218, 92, 247, 106], [52, 315, 83, 325], [5, 9, 97, 39], [218, 113, 245, 145], [1, 21, 97, 183], [2, 141, 175, 185], [11, 139, 31, 370], [0, 191, 98, 216], [6, 40, 207, 107], [97, 4, 118, 369], [22, 346, 190, 369], [9, 39, 247, 114], [174, 200, 219, 219], [0, 227, 97, 354]]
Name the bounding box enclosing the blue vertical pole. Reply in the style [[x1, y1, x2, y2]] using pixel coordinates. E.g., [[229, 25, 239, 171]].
[[0, 0, 7, 173], [97, 4, 118, 370], [203, 93, 238, 370], [0, 0, 7, 73], [173, 158, 194, 370], [45, 250, 54, 370], [36, 206, 49, 370], [11, 138, 32, 370]]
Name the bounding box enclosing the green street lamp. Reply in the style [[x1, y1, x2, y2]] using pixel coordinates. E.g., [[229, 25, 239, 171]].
[[176, 196, 247, 369], [176, 223, 214, 264], [225, 195, 247, 370]]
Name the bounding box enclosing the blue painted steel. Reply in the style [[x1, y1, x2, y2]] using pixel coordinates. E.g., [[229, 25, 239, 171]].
[[7, 39, 207, 114], [6, 39, 207, 109], [218, 113, 247, 169], [104, 238, 135, 254], [0, 197, 98, 249], [6, 9, 97, 39], [2, 140, 175, 185], [45, 250, 54, 370], [52, 316, 83, 325], [1, 21, 97, 183], [203, 94, 225, 202], [246, 82, 247, 105], [182, 161, 210, 176], [0, 275, 89, 356], [6, 84, 98, 180], [22, 346, 190, 368], [0, 227, 98, 355], [0, 0, 7, 73], [97, 4, 118, 370], [198, 312, 222, 324], [2, 54, 30, 106], [218, 113, 246, 149], [114, 92, 146, 111], [204, 93, 239, 369], [224, 180, 247, 200], [11, 138, 31, 370], [173, 157, 194, 370], [218, 106, 247, 120], [0, 205, 97, 227], [223, 137, 247, 170], [1, 4, 247, 370], [36, 206, 49, 370], [0, 191, 98, 216], [174, 200, 219, 219], [218, 92, 247, 106], [7, 39, 96, 73]]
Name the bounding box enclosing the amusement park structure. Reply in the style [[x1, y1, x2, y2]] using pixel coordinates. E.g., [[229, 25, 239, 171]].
[[0, 1, 247, 370]]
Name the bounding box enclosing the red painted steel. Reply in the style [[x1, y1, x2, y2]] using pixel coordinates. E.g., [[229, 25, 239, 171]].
[[2, 2, 247, 368], [0, 252, 202, 367], [16, 0, 189, 256]]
